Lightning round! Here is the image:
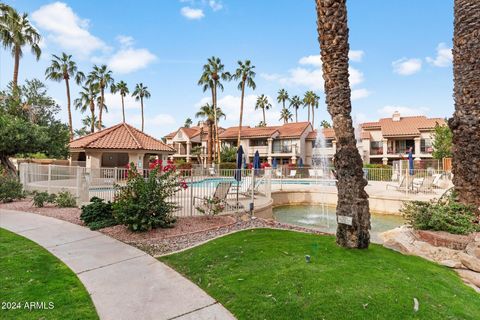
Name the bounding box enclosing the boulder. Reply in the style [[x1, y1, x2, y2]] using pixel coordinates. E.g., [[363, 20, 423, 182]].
[[439, 259, 463, 269], [415, 230, 471, 250], [465, 241, 480, 259], [460, 253, 480, 272], [456, 269, 480, 288]]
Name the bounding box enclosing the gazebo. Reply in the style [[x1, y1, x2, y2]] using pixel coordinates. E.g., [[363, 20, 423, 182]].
[[69, 123, 175, 170]]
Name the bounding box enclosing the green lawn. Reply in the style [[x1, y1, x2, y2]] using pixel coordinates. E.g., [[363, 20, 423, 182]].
[[160, 229, 480, 320], [0, 228, 98, 320]]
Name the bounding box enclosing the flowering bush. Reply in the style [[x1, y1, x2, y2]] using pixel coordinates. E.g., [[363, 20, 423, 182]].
[[261, 162, 271, 169], [113, 162, 187, 232], [195, 196, 225, 217]]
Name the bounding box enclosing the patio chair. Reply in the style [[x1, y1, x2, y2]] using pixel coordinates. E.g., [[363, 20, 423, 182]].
[[386, 176, 406, 191], [275, 169, 283, 178], [194, 182, 233, 215], [411, 177, 425, 193], [208, 167, 216, 176], [289, 170, 297, 178]]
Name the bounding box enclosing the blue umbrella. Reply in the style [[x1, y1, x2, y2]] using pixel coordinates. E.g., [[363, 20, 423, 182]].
[[242, 155, 247, 169], [235, 145, 244, 182], [408, 148, 414, 175], [272, 158, 278, 169], [254, 150, 260, 175], [298, 157, 304, 168]]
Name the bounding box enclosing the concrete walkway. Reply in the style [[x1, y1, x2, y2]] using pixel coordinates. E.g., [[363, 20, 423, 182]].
[[0, 209, 235, 320]]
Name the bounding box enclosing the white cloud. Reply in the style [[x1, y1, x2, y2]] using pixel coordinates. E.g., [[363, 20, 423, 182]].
[[103, 93, 139, 111], [116, 35, 134, 47], [209, 0, 223, 11], [180, 6, 205, 20], [298, 55, 322, 68], [349, 67, 364, 86], [108, 48, 157, 74], [392, 58, 422, 75], [378, 105, 430, 117], [31, 2, 108, 58], [351, 88, 371, 101], [426, 43, 452, 67], [196, 94, 282, 127], [349, 50, 364, 62]]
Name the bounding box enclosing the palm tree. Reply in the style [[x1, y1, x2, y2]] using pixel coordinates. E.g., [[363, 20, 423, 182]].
[[111, 81, 129, 123], [279, 108, 293, 124], [0, 7, 41, 89], [255, 94, 271, 125], [303, 91, 318, 126], [289, 95, 302, 122], [87, 65, 114, 129], [195, 103, 225, 165], [277, 89, 289, 111], [45, 53, 85, 140], [320, 120, 331, 128], [74, 85, 99, 134], [312, 92, 320, 128], [316, 0, 370, 248], [232, 60, 256, 146], [184, 118, 193, 128], [198, 57, 231, 163], [132, 83, 150, 132], [75, 115, 103, 137], [449, 0, 480, 208]]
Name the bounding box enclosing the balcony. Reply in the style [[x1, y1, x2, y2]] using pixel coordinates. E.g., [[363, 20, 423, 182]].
[[272, 146, 293, 154], [249, 145, 268, 155]]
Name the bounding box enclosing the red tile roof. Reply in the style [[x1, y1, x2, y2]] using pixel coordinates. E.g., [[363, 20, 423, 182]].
[[219, 126, 279, 139], [277, 122, 311, 138], [306, 128, 335, 140], [362, 116, 445, 137], [70, 123, 175, 152]]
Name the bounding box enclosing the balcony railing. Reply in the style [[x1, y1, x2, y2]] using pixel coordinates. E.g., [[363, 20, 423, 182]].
[[272, 146, 293, 154]]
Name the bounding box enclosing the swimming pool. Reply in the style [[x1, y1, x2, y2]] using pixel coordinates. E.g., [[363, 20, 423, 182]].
[[273, 204, 404, 243], [189, 178, 336, 187]]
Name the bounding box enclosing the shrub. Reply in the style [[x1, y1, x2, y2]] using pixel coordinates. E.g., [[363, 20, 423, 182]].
[[401, 190, 480, 235], [0, 175, 24, 203], [80, 197, 117, 230], [112, 163, 185, 232], [195, 196, 225, 217], [219, 162, 237, 169], [33, 191, 56, 207], [54, 191, 77, 208]]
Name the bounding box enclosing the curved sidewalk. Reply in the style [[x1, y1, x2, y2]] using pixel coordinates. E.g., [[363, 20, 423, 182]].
[[0, 209, 235, 320]]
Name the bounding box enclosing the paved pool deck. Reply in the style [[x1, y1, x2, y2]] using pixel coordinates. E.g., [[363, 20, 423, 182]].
[[0, 208, 235, 320]]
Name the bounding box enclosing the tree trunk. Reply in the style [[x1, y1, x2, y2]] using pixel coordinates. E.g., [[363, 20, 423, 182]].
[[296, 108, 298, 122], [207, 122, 213, 165], [449, 0, 480, 209], [316, 0, 370, 249], [99, 88, 104, 129], [237, 81, 246, 147], [308, 105, 311, 123], [0, 154, 17, 176], [12, 46, 20, 90], [90, 101, 95, 133], [213, 83, 221, 164], [312, 105, 315, 128], [121, 95, 125, 123], [263, 108, 266, 125], [65, 77, 73, 140], [141, 97, 144, 131]]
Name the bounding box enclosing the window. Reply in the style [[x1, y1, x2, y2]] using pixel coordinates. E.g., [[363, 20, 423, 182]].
[[250, 139, 268, 147], [314, 139, 333, 148], [421, 139, 433, 153], [273, 140, 293, 153], [370, 141, 383, 155]]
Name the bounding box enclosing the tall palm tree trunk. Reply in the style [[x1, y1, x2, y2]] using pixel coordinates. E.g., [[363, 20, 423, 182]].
[[449, 0, 480, 209], [207, 122, 213, 165], [262, 108, 266, 125], [12, 46, 20, 90], [296, 109, 298, 122], [121, 95, 125, 123], [140, 97, 144, 131], [312, 106, 315, 128], [89, 102, 95, 133], [99, 89, 104, 129], [308, 105, 311, 123], [213, 83, 221, 164], [65, 77, 73, 140], [316, 0, 370, 249], [237, 81, 246, 147]]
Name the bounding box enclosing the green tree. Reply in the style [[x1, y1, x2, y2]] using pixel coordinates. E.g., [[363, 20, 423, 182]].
[[74, 85, 99, 133], [0, 80, 69, 174], [74, 115, 103, 137], [279, 107, 293, 124], [132, 83, 150, 132], [195, 103, 225, 164], [432, 122, 453, 160], [320, 120, 331, 128], [220, 145, 237, 162], [303, 91, 319, 127], [198, 57, 231, 163], [45, 53, 85, 140], [255, 94, 271, 125], [87, 65, 114, 129], [111, 81, 129, 123], [184, 117, 193, 128], [0, 6, 41, 89], [232, 60, 256, 146], [277, 89, 289, 111], [289, 95, 302, 122]]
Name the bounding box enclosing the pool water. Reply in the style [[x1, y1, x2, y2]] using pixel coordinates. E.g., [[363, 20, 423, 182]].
[[273, 205, 405, 243], [190, 178, 336, 187]]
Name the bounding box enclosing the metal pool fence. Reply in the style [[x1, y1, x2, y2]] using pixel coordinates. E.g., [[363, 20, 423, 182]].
[[19, 163, 272, 217]]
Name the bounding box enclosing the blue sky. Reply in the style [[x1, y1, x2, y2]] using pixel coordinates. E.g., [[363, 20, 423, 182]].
[[1, 0, 454, 137]]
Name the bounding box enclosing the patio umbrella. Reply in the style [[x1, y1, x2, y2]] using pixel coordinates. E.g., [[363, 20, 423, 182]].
[[235, 145, 244, 182], [254, 150, 260, 175], [298, 157, 304, 168], [272, 157, 278, 169], [408, 147, 414, 175]]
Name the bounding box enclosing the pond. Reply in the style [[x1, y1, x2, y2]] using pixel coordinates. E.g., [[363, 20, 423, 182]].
[[273, 204, 405, 243]]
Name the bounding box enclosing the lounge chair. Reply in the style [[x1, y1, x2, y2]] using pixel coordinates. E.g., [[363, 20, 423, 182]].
[[194, 182, 233, 215], [411, 177, 425, 193], [386, 176, 406, 191], [209, 167, 216, 176], [289, 170, 297, 178], [275, 169, 283, 178]]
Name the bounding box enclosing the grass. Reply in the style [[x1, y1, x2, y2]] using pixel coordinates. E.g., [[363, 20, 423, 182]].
[[0, 228, 98, 320], [160, 228, 480, 320]]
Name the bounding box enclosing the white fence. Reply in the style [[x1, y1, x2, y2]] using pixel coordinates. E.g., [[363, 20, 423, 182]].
[[19, 163, 272, 217]]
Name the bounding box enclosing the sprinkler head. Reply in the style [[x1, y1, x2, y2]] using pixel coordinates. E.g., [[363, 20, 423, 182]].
[[305, 255, 311, 263]]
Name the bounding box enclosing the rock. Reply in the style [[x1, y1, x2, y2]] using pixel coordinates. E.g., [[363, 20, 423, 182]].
[[380, 227, 417, 254], [460, 253, 480, 272], [383, 238, 411, 254], [416, 230, 471, 250], [465, 241, 480, 259], [456, 269, 480, 288], [439, 259, 463, 268]]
